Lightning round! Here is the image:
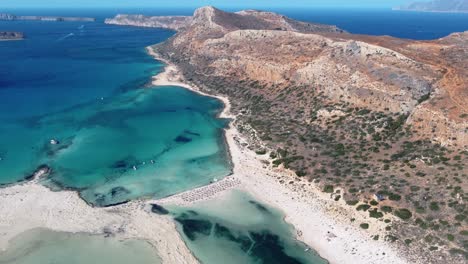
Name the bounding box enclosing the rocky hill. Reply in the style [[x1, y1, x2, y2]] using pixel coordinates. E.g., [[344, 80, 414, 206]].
[[148, 6, 467, 263], [105, 14, 191, 30], [395, 0, 468, 13]]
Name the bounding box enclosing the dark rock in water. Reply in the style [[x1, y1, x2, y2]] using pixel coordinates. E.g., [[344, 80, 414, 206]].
[[248, 231, 302, 264], [214, 223, 237, 241], [110, 186, 131, 197], [249, 200, 271, 214], [24, 164, 51, 181], [175, 135, 192, 143], [150, 203, 169, 215], [111, 160, 128, 169], [0, 31, 24, 40], [175, 218, 213, 241]]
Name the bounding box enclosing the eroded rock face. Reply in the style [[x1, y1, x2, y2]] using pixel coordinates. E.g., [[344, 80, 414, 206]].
[[153, 6, 467, 147]]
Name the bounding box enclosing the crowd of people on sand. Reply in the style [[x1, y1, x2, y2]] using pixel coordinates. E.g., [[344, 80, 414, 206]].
[[177, 177, 241, 203]]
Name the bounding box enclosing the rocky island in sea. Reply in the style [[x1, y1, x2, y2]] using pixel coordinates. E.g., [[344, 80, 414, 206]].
[[0, 31, 23, 40], [0, 13, 95, 22]]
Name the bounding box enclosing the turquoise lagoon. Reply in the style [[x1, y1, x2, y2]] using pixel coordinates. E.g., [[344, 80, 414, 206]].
[[0, 19, 231, 206], [165, 190, 327, 264], [0, 228, 161, 264]]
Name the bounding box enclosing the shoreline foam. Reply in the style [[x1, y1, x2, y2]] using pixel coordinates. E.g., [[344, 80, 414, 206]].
[[148, 46, 410, 264]]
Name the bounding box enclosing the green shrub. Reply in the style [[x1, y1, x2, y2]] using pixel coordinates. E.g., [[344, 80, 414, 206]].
[[255, 149, 267, 155], [381, 206, 393, 213], [370, 200, 378, 206], [395, 208, 412, 220], [356, 204, 371, 211], [430, 202, 440, 211], [388, 193, 401, 201], [323, 185, 334, 193], [369, 209, 384, 218], [447, 234, 455, 241], [360, 223, 369, 229], [346, 200, 359, 206]]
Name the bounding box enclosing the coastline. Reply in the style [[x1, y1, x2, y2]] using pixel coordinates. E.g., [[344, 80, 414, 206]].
[[0, 177, 198, 263], [148, 46, 411, 264], [0, 44, 410, 264]]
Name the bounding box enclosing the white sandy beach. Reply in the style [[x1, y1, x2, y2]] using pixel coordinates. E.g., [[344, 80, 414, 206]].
[[0, 46, 410, 264], [0, 177, 198, 263]]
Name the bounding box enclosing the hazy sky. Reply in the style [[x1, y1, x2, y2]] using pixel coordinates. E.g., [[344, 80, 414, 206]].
[[0, 0, 413, 9]]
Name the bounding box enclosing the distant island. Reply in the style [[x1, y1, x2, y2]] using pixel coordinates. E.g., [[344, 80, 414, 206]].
[[395, 0, 468, 13], [0, 31, 24, 41], [0, 13, 95, 22]]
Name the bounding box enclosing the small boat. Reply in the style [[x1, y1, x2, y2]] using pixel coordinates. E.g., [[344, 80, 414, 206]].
[[150, 160, 155, 164], [133, 166, 137, 171], [50, 139, 59, 145]]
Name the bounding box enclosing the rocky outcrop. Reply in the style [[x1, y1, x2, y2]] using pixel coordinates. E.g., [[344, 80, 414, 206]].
[[395, 0, 468, 13], [153, 6, 467, 147], [105, 14, 191, 30], [0, 31, 24, 40]]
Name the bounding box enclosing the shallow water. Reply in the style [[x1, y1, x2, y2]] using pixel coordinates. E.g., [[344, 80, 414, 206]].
[[0, 229, 161, 264], [165, 190, 327, 264], [0, 19, 171, 184], [40, 86, 231, 206], [0, 20, 231, 206]]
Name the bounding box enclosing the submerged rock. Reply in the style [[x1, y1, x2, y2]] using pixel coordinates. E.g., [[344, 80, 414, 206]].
[[24, 164, 51, 181], [150, 203, 169, 215], [248, 231, 303, 264], [175, 135, 192, 143], [175, 217, 213, 241], [110, 186, 131, 197]]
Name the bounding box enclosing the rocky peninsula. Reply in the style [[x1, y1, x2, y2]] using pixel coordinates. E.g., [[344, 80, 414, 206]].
[[107, 6, 467, 263]]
